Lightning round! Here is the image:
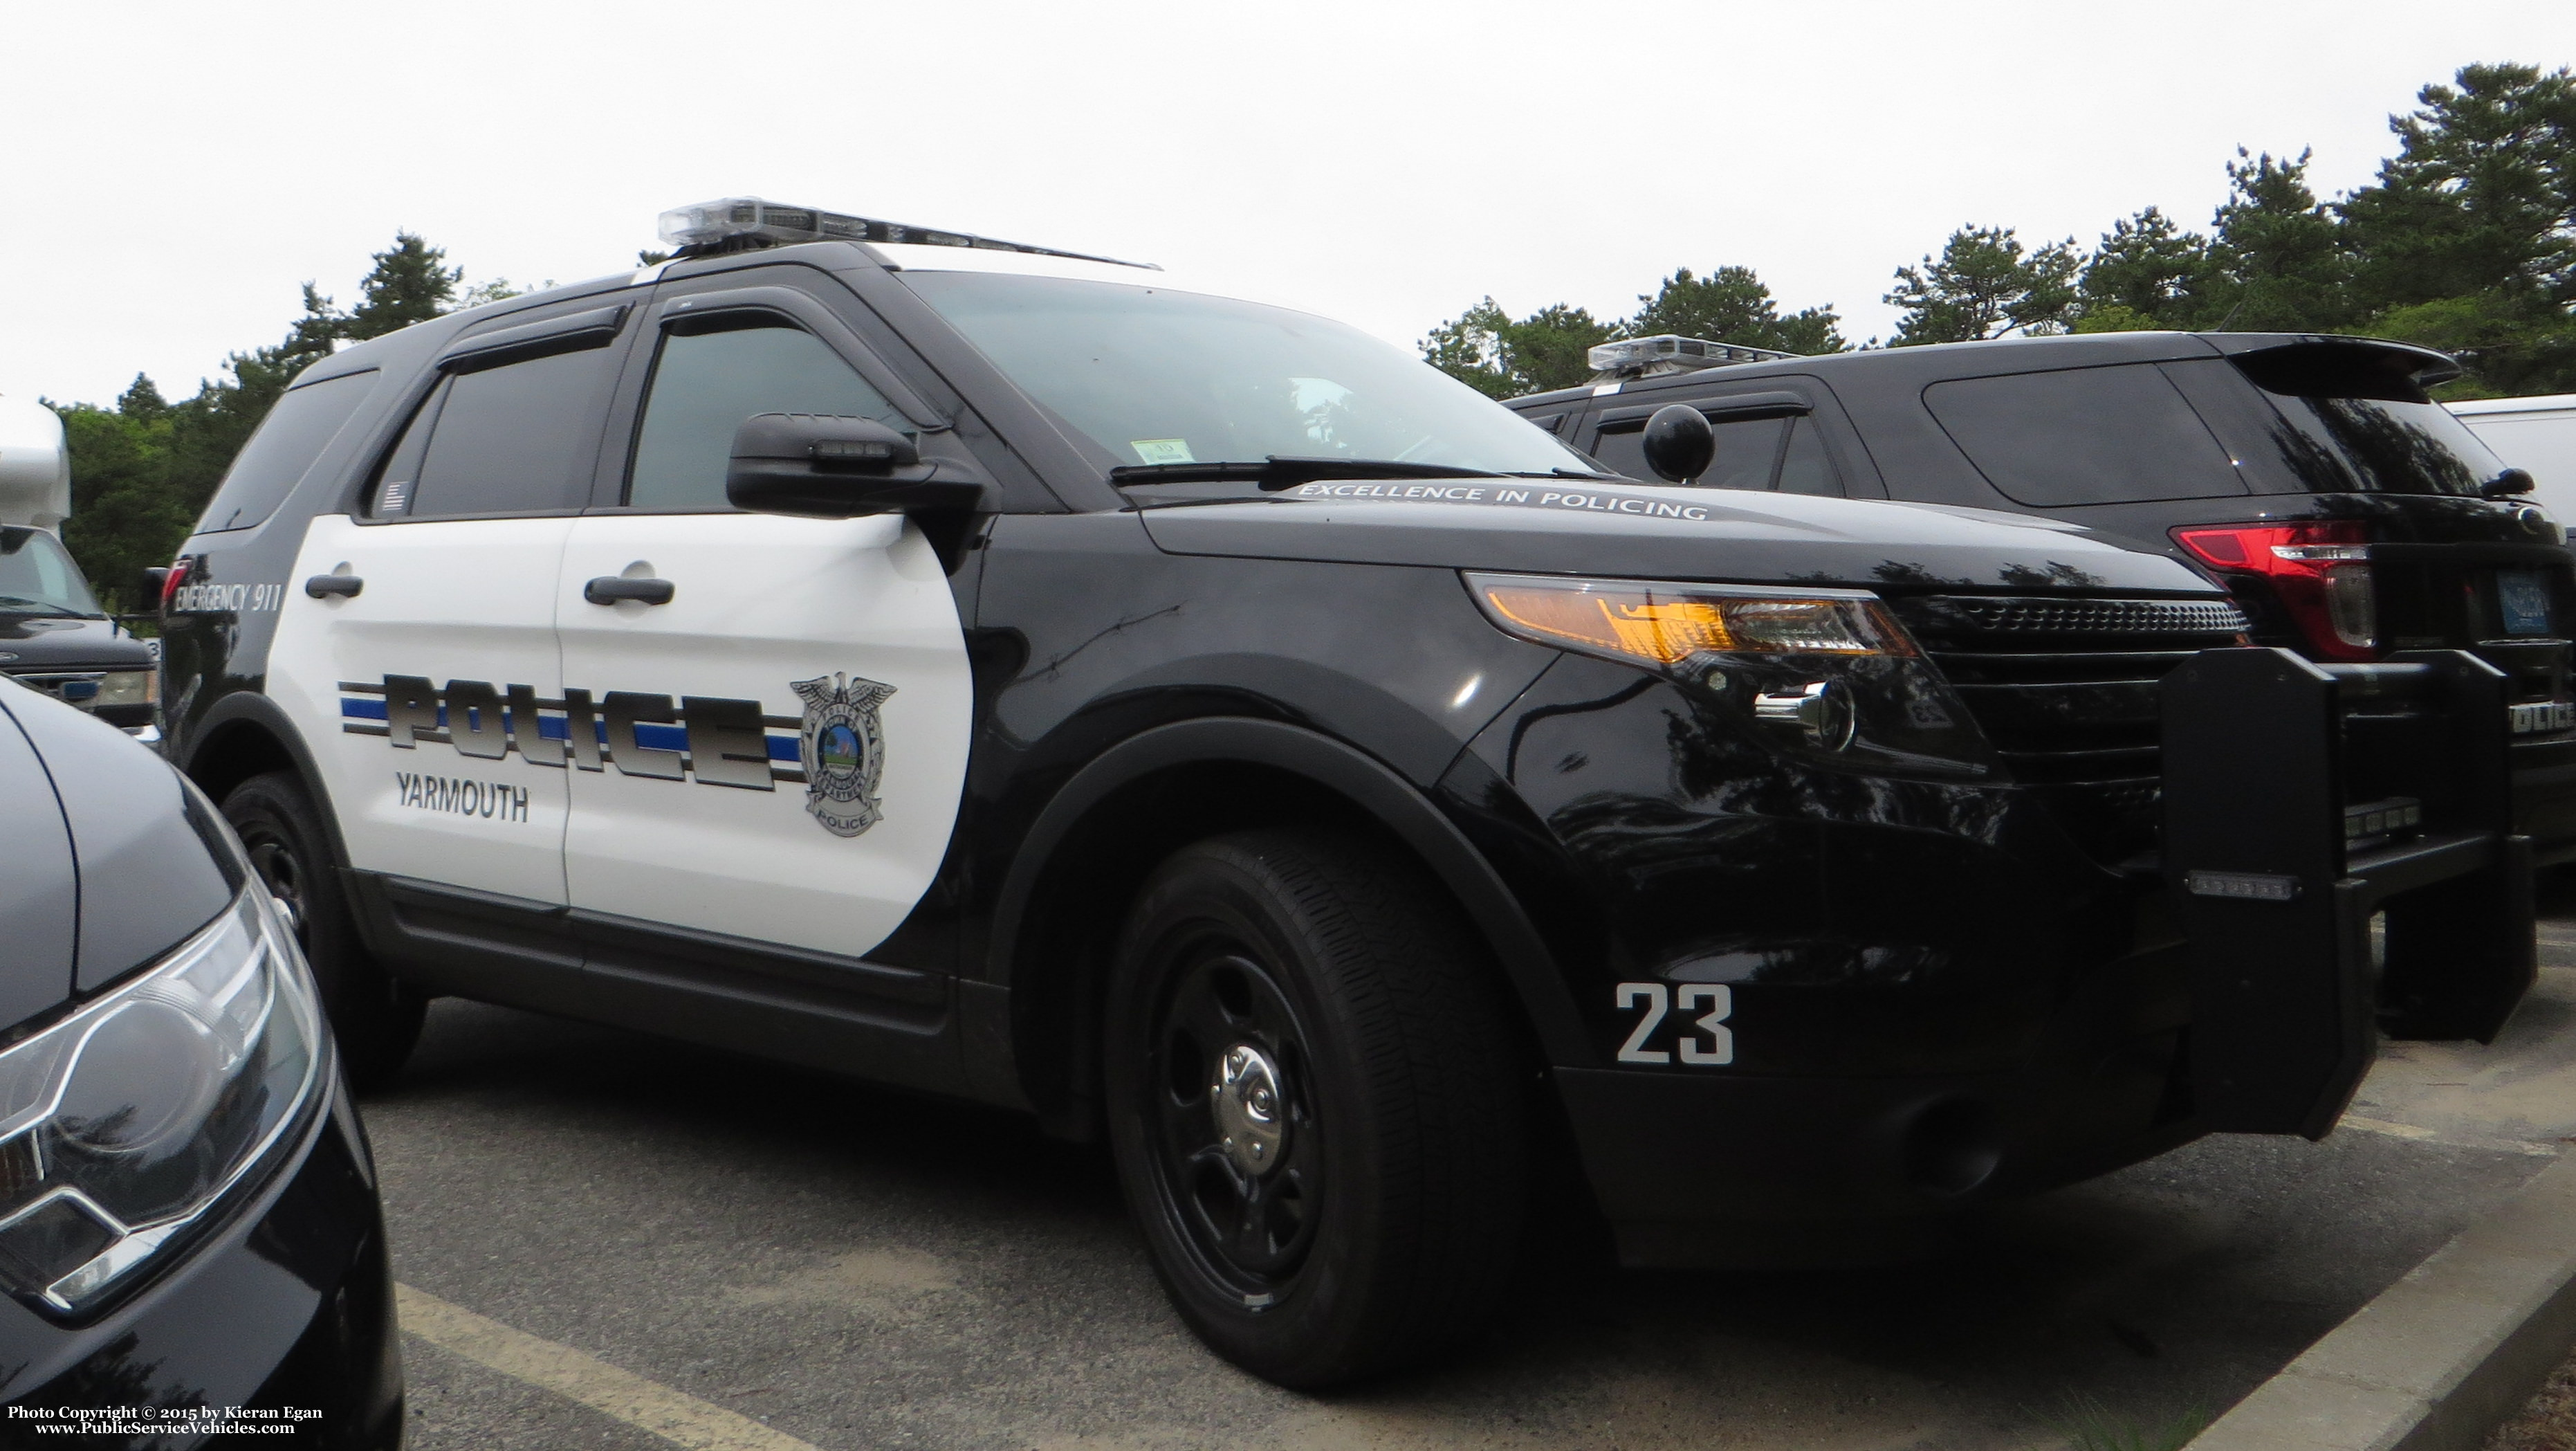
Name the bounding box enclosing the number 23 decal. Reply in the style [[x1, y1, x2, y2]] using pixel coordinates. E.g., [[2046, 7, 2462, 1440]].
[[1614, 983, 1733, 1066]]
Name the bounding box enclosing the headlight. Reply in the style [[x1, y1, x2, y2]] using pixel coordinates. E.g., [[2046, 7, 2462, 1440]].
[[1466, 573, 1917, 666], [0, 886, 323, 1314], [1465, 571, 1996, 775], [92, 670, 158, 708]]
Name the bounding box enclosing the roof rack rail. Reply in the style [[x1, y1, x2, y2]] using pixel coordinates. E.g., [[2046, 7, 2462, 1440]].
[[656, 197, 1157, 269], [1587, 334, 1798, 383]]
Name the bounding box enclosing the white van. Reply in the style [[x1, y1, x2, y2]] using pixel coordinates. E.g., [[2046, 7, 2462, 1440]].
[[2452, 394, 2576, 520]]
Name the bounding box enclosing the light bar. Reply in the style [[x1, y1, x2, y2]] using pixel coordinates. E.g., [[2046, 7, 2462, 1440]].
[[656, 197, 1154, 269], [1587, 334, 1799, 378]]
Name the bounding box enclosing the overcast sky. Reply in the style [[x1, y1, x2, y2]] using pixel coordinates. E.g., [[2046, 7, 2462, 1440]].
[[3, 1, 2568, 408]]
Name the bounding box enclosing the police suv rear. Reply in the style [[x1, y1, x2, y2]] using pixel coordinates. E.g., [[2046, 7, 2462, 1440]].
[[156, 200, 2539, 1386]]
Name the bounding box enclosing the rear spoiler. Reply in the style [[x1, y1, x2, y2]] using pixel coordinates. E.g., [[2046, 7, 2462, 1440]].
[[2163, 648, 2534, 1140]]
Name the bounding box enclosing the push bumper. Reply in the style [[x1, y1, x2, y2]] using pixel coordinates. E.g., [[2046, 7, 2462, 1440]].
[[1567, 648, 2539, 1264]]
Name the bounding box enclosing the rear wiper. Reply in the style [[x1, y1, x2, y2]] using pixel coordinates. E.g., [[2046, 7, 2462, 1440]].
[[1110, 457, 1507, 491]]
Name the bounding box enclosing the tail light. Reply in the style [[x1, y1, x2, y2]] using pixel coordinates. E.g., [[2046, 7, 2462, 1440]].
[[158, 558, 189, 612], [2173, 522, 2377, 661]]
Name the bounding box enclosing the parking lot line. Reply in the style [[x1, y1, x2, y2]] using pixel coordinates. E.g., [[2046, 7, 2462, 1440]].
[[395, 1284, 822, 1451]]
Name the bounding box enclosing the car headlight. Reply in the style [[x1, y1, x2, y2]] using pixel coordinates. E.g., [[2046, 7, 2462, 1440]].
[[1466, 572, 1917, 665], [91, 670, 158, 708], [1465, 572, 1998, 775], [0, 886, 324, 1314]]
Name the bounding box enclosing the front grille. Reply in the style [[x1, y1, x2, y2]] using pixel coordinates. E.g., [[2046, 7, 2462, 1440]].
[[1889, 594, 2250, 860]]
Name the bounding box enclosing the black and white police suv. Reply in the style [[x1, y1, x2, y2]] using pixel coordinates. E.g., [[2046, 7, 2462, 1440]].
[[156, 199, 2537, 1385]]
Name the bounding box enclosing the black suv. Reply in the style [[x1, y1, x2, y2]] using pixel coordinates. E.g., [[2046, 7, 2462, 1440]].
[[1509, 331, 2576, 857], [154, 200, 2535, 1385], [0, 678, 399, 1443]]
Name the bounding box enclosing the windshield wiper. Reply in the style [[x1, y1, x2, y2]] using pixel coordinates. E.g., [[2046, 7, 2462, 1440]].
[[0, 596, 93, 618], [1110, 457, 1508, 491], [1509, 467, 1633, 482]]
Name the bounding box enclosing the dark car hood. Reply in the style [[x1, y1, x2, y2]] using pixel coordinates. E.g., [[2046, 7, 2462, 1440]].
[[0, 681, 236, 1030], [0, 614, 154, 670], [1134, 480, 2216, 594]]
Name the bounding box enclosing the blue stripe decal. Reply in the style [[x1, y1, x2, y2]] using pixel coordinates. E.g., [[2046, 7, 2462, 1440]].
[[342, 698, 804, 764]]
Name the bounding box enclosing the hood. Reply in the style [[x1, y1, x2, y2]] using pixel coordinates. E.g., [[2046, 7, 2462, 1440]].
[[1134, 479, 2216, 595], [0, 681, 237, 1029], [0, 614, 154, 670]]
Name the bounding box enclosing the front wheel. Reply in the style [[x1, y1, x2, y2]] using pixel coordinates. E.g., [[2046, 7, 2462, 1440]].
[[1105, 828, 1529, 1387], [223, 771, 425, 1089]]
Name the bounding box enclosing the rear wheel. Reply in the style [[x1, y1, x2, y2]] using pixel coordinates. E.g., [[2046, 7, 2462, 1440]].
[[223, 771, 425, 1089], [1105, 828, 1529, 1386]]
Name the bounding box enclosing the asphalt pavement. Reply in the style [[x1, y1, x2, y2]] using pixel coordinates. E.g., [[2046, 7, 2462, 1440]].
[[367, 896, 2576, 1451]]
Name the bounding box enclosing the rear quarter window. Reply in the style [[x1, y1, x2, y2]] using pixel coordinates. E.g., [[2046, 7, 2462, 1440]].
[[192, 370, 378, 533], [1924, 363, 2248, 507]]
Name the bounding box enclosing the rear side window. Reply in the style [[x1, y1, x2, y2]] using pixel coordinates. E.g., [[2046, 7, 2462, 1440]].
[[1925, 364, 2247, 507], [194, 370, 377, 533], [627, 319, 900, 511], [2229, 347, 2508, 497], [373, 346, 615, 519]]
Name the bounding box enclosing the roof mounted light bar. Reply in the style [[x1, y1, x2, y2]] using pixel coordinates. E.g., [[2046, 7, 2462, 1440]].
[[1588, 334, 1799, 381], [656, 197, 1157, 269]]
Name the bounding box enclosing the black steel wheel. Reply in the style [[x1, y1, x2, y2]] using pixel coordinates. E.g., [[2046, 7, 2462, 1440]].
[[1105, 828, 1529, 1387], [223, 771, 425, 1088], [1147, 948, 1326, 1298]]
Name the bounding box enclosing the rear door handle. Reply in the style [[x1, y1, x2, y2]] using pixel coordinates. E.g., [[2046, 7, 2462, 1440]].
[[304, 574, 362, 598], [584, 576, 676, 606]]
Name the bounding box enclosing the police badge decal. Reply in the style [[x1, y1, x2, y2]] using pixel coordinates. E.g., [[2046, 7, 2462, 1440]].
[[791, 673, 896, 837]]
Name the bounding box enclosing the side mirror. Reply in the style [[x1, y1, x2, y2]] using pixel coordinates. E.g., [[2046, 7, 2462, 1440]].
[[1641, 404, 1715, 484], [140, 567, 170, 605], [2482, 467, 2536, 500], [727, 413, 982, 518]]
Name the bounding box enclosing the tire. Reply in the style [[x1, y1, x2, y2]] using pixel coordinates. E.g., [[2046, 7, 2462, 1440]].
[[222, 771, 425, 1090], [1104, 828, 1530, 1387]]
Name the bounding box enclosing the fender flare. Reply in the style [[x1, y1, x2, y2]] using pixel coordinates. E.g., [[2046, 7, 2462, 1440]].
[[179, 689, 355, 871], [986, 716, 1590, 1064]]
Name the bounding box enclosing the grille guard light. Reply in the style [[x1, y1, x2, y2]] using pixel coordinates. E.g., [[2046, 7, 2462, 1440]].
[[1466, 574, 1917, 670], [2173, 522, 2378, 661]]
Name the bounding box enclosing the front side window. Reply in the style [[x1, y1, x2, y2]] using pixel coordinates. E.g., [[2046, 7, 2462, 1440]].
[[901, 271, 1588, 475], [374, 345, 614, 519], [0, 528, 102, 617], [1590, 414, 1805, 491], [627, 320, 901, 511], [1924, 363, 2249, 507]]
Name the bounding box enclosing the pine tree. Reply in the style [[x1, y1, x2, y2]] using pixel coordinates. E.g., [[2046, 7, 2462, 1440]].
[[2342, 64, 2576, 393], [1886, 226, 2082, 345], [342, 232, 461, 341], [1627, 266, 1846, 354], [2077, 208, 2214, 328], [1419, 298, 1617, 396], [2200, 149, 2352, 331]]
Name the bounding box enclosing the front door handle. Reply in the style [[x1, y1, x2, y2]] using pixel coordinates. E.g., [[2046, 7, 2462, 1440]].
[[584, 576, 676, 606], [304, 574, 363, 599]]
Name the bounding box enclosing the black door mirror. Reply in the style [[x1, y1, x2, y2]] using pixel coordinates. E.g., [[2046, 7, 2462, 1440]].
[[726, 413, 979, 518], [2482, 467, 2537, 500], [1641, 404, 1715, 484]]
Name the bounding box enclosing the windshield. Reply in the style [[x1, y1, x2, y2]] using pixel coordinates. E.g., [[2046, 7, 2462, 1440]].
[[901, 272, 1593, 477], [0, 527, 103, 616]]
